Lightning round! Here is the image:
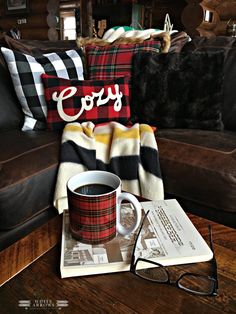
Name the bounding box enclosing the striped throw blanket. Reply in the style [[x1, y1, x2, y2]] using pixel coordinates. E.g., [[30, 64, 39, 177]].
[[54, 121, 164, 214]]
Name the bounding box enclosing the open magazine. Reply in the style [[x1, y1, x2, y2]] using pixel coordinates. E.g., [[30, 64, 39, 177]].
[[60, 199, 213, 278]]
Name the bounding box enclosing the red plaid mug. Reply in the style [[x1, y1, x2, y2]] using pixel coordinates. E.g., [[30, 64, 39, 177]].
[[67, 170, 142, 244]]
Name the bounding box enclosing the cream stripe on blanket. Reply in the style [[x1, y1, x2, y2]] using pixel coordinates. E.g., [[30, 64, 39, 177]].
[[54, 121, 164, 214]]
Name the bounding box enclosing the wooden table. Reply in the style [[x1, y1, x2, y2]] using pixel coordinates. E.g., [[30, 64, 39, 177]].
[[0, 213, 236, 314]]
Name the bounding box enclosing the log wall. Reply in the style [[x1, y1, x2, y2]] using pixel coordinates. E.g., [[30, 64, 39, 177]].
[[3, 0, 225, 41], [0, 0, 59, 40], [151, 0, 186, 31], [92, 0, 186, 31], [182, 0, 236, 37]]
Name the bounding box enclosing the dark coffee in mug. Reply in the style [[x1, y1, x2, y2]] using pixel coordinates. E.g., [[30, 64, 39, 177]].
[[74, 183, 113, 195]]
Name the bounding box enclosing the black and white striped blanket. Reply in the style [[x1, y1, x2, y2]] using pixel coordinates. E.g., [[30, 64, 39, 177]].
[[54, 121, 164, 214]]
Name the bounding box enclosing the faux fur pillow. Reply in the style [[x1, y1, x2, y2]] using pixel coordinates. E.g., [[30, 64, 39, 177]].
[[131, 51, 224, 131]]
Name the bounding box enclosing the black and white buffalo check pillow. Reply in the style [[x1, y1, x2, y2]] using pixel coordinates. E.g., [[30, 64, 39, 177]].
[[1, 47, 84, 130]]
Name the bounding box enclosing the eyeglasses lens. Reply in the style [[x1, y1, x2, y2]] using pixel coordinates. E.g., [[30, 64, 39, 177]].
[[178, 274, 215, 294], [135, 260, 168, 282]]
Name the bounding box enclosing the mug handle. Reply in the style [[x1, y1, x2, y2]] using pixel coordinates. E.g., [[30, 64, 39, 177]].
[[116, 192, 142, 236]]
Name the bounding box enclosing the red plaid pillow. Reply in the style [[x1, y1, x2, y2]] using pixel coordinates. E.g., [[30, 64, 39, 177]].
[[41, 73, 130, 131], [85, 40, 161, 80]]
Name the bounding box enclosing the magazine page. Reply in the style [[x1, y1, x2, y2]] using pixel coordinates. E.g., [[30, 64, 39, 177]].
[[60, 199, 213, 278], [139, 199, 213, 266], [60, 206, 137, 278]]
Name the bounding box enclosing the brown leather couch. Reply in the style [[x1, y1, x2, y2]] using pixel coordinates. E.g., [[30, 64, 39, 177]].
[[157, 36, 236, 228], [0, 35, 235, 257], [0, 59, 60, 252], [0, 38, 79, 252]]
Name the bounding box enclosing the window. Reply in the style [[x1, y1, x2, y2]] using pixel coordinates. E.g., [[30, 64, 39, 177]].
[[60, 0, 80, 40], [204, 10, 213, 23], [61, 15, 76, 40]]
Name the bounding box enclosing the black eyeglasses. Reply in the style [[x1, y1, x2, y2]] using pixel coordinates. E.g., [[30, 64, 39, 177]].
[[130, 211, 218, 296]]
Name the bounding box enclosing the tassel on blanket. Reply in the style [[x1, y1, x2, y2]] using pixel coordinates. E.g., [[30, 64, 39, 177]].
[[54, 121, 164, 214]]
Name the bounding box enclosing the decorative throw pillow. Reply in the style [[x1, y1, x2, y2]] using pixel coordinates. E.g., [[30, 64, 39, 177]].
[[131, 51, 224, 131], [85, 40, 162, 81], [41, 74, 130, 131], [1, 47, 84, 130], [182, 36, 236, 132]]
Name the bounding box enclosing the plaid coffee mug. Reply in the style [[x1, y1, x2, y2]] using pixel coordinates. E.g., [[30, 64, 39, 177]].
[[67, 171, 142, 244]]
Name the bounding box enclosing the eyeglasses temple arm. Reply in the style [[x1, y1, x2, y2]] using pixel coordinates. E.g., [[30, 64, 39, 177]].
[[208, 225, 218, 290], [130, 210, 149, 271]]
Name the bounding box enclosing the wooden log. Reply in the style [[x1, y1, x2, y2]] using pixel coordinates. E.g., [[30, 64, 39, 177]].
[[30, 1, 48, 14], [48, 27, 59, 41], [214, 20, 228, 35], [0, 15, 48, 30], [203, 0, 221, 9], [47, 13, 59, 28], [197, 27, 217, 37], [21, 15, 47, 29], [60, 0, 80, 9], [20, 28, 50, 40], [80, 0, 93, 37], [184, 25, 216, 38], [0, 1, 47, 15], [200, 2, 219, 30], [215, 2, 236, 20], [184, 0, 202, 3], [181, 3, 204, 29], [0, 18, 19, 30], [0, 5, 4, 16], [60, 8, 76, 14], [182, 2, 219, 34], [47, 0, 59, 14], [183, 26, 201, 37]]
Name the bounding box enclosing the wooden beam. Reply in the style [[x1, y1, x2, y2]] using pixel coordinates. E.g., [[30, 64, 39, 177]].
[[80, 0, 93, 37]]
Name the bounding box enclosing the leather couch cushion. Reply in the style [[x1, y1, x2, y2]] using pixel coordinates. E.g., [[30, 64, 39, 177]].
[[0, 206, 58, 251], [0, 130, 60, 229], [183, 36, 236, 132], [2, 35, 78, 56], [157, 129, 236, 214], [1, 35, 88, 80], [0, 62, 23, 132]]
